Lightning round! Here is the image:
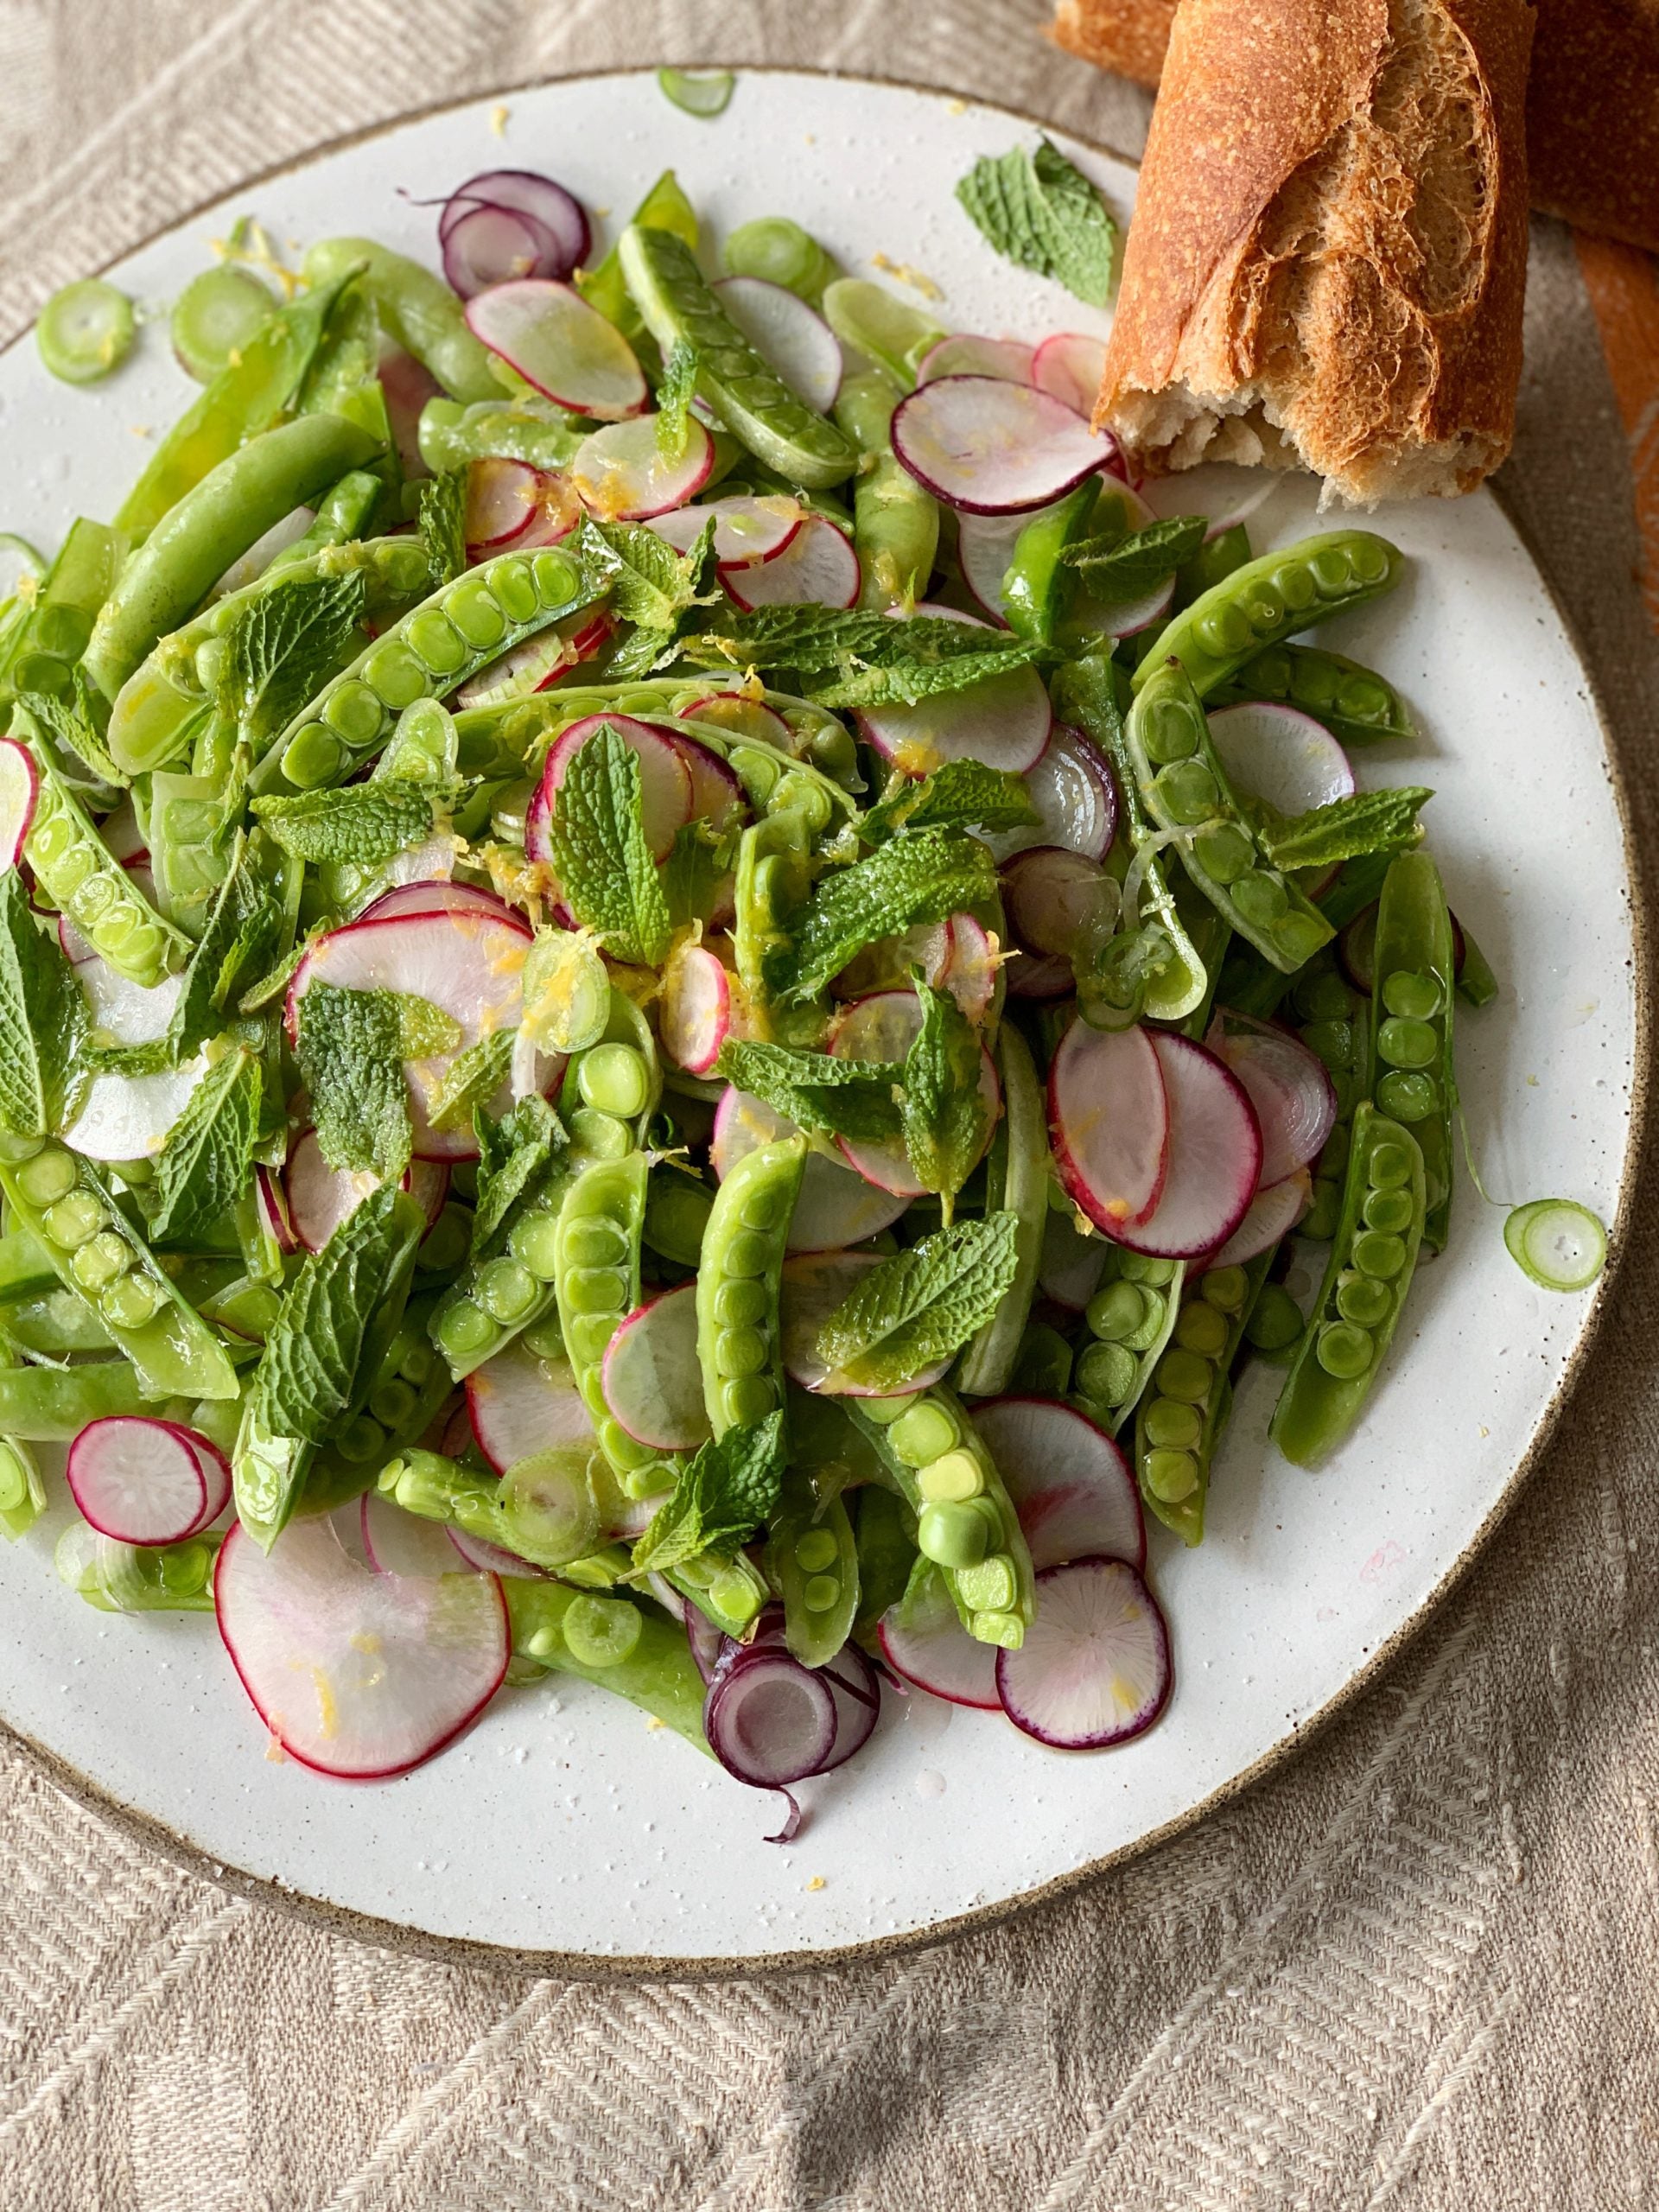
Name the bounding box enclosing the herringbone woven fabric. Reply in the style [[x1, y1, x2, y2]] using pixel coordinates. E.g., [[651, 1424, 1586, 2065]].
[[0, 5, 1656, 2207]]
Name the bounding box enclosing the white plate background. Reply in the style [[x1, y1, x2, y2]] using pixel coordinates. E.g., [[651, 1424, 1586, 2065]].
[[0, 71, 1637, 1967]]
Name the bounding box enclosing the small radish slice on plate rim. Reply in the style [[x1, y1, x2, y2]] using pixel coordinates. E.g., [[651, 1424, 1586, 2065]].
[[995, 1556, 1172, 1749], [971, 1395, 1145, 1573]]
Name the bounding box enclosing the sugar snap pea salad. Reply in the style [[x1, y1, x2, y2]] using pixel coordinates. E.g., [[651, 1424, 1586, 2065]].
[[0, 142, 1606, 1821]]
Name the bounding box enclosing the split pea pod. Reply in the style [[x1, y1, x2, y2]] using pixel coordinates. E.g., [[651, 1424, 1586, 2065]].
[[1071, 1249, 1185, 1437], [84, 412, 384, 702], [769, 1464, 860, 1668], [1285, 953, 1370, 1241], [553, 1150, 681, 1498], [956, 1025, 1046, 1398], [821, 278, 946, 389], [1212, 641, 1415, 747], [1134, 1253, 1274, 1543], [56, 1524, 221, 1613], [833, 371, 939, 612], [505, 1577, 710, 1750], [1126, 657, 1333, 972], [1367, 850, 1457, 1252], [302, 238, 501, 404], [0, 518, 119, 708], [696, 1135, 804, 1438], [733, 814, 820, 1046]]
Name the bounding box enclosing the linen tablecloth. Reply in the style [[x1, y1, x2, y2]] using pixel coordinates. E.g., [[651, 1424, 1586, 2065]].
[[1, 4, 1656, 2205]]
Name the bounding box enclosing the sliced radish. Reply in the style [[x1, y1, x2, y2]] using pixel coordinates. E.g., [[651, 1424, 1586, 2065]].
[[677, 693, 793, 749], [442, 201, 556, 300], [1031, 332, 1109, 418], [65, 960, 210, 1163], [972, 1395, 1144, 1572], [1110, 1032, 1262, 1260], [67, 1417, 219, 1546], [649, 494, 803, 567], [814, 1645, 881, 1771], [438, 169, 590, 280], [938, 912, 998, 1023], [1201, 1166, 1311, 1271], [361, 1489, 476, 1578], [0, 737, 39, 866], [465, 1342, 593, 1474], [454, 620, 593, 709], [721, 515, 860, 611], [601, 1284, 712, 1452], [780, 1251, 949, 1395], [981, 725, 1115, 863], [356, 880, 518, 927], [857, 604, 1052, 776], [658, 942, 732, 1075], [995, 1557, 1171, 1748], [405, 1157, 451, 1228], [528, 713, 692, 867], [713, 276, 842, 413], [891, 376, 1116, 514], [463, 458, 575, 556], [1205, 1006, 1338, 1185], [285, 1128, 380, 1253], [255, 1164, 297, 1255], [214, 1516, 508, 1779], [918, 334, 1036, 385], [830, 988, 998, 1197], [712, 1086, 908, 1252], [705, 1647, 839, 1788], [664, 729, 746, 830], [1206, 702, 1355, 819], [569, 415, 715, 521], [1139, 461, 1279, 537], [99, 799, 148, 863], [877, 1571, 1000, 1708], [448, 1528, 548, 1579], [1002, 844, 1109, 960], [1038, 1209, 1110, 1311], [1048, 1019, 1169, 1231], [465, 279, 646, 419]]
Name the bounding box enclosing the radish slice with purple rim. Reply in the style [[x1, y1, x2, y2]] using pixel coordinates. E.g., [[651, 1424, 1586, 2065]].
[[1048, 1018, 1169, 1232], [780, 1252, 949, 1396], [712, 276, 843, 412], [664, 729, 746, 830], [686, 1606, 726, 1684], [437, 168, 591, 277], [891, 375, 1116, 514], [465, 279, 647, 418], [712, 1087, 909, 1253], [254, 1164, 297, 1256], [918, 333, 1036, 385], [1002, 845, 1109, 959], [721, 515, 861, 610], [1200, 1166, 1312, 1271], [1108, 1031, 1262, 1260], [442, 201, 557, 300], [858, 603, 1052, 775], [979, 724, 1116, 863], [1205, 1005, 1338, 1185], [1031, 331, 1109, 417], [1206, 702, 1356, 819], [448, 1528, 547, 1579], [1139, 461, 1280, 537], [356, 879, 518, 927], [813, 1645, 882, 1771], [466, 1342, 594, 1474], [970, 1397, 1145, 1573], [830, 988, 999, 1197], [0, 736, 39, 865], [601, 1284, 713, 1452], [528, 713, 692, 865], [658, 942, 732, 1075], [284, 1128, 379, 1254], [214, 1516, 509, 1780], [704, 1647, 839, 1787], [1038, 1209, 1110, 1312], [361, 1491, 475, 1579], [67, 1417, 217, 1546], [569, 414, 714, 520], [995, 1557, 1172, 1749], [877, 1570, 1001, 1708], [649, 494, 803, 567]]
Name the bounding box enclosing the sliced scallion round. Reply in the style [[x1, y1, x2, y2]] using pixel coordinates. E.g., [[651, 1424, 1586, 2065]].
[[1503, 1199, 1607, 1293], [171, 265, 276, 384], [658, 67, 735, 118], [36, 279, 137, 385]]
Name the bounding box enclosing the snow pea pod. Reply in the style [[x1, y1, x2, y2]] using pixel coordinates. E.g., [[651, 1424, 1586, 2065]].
[[1212, 641, 1415, 746], [833, 371, 939, 612], [84, 413, 384, 702], [1134, 1251, 1274, 1544], [1367, 850, 1457, 1252], [696, 1135, 804, 1440], [579, 168, 698, 339], [1126, 657, 1332, 972], [822, 279, 945, 389], [302, 238, 500, 404], [1003, 478, 1098, 646], [0, 518, 119, 708], [1270, 1104, 1426, 1467], [770, 1465, 860, 1668], [416, 397, 584, 476], [0, 1357, 153, 1438], [505, 1577, 711, 1751], [1073, 1248, 1185, 1436], [1134, 531, 1404, 700], [267, 468, 385, 571], [957, 1025, 1046, 1398]]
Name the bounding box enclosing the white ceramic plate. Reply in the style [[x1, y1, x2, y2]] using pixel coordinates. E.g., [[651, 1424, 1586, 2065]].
[[0, 69, 1640, 1971]]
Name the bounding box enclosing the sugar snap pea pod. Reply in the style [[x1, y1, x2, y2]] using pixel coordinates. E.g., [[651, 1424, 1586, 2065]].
[[378, 1444, 603, 1569], [1211, 641, 1415, 746], [1133, 531, 1404, 700], [1367, 850, 1456, 1252], [3, 1285, 117, 1356], [696, 1135, 804, 1441], [302, 238, 500, 404], [852, 1482, 918, 1635], [84, 413, 385, 703], [0, 1144, 238, 1401], [300, 1296, 454, 1513], [833, 371, 939, 613], [1173, 520, 1251, 609], [1284, 953, 1370, 1239], [266, 468, 385, 573], [733, 813, 823, 1047], [1126, 658, 1333, 973], [619, 226, 857, 490], [417, 396, 584, 476], [1004, 479, 1099, 647], [0, 1357, 153, 1438], [845, 1388, 1035, 1646], [1072, 1249, 1186, 1436], [769, 1464, 860, 1667], [822, 279, 945, 389], [505, 1577, 711, 1751], [579, 168, 699, 336], [957, 1026, 1046, 1398], [0, 518, 119, 708], [56, 1523, 221, 1613], [1134, 1253, 1274, 1544], [0, 1223, 61, 1302], [1270, 1105, 1426, 1467]]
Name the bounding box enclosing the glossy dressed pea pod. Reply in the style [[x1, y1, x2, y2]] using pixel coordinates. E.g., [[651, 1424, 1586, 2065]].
[[0, 518, 119, 709], [695, 1136, 804, 1440], [0, 1222, 61, 1302], [1134, 1252, 1274, 1544], [0, 1357, 155, 1438], [1071, 1248, 1186, 1436], [1003, 478, 1099, 647], [0, 1144, 238, 1401], [956, 1026, 1046, 1399], [417, 397, 584, 476], [833, 371, 939, 613], [768, 1464, 860, 1669], [1211, 641, 1415, 747], [1126, 658, 1333, 973], [84, 413, 385, 702], [1367, 850, 1457, 1252], [3, 1285, 118, 1356], [845, 1388, 1035, 1647], [1271, 1105, 1425, 1466], [821, 278, 946, 389], [733, 813, 821, 1046], [266, 468, 386, 572], [302, 238, 501, 404], [1285, 953, 1371, 1241], [1133, 530, 1405, 701], [505, 1577, 711, 1751]]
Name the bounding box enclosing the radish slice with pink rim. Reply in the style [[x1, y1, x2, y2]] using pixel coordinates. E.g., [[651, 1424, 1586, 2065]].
[[677, 691, 793, 750], [356, 879, 518, 927], [713, 276, 843, 412], [712, 1087, 908, 1252], [1048, 1018, 1169, 1232], [858, 603, 1052, 776], [830, 988, 999, 1197], [891, 375, 1116, 514], [466, 1342, 593, 1474], [938, 912, 999, 1023], [980, 725, 1116, 863], [918, 333, 1036, 385], [1201, 1166, 1312, 1270], [970, 1396, 1145, 1573], [284, 1129, 379, 1253], [448, 1528, 548, 1579], [1206, 1005, 1338, 1185], [649, 494, 803, 567], [1206, 702, 1356, 819], [213, 1516, 509, 1780], [361, 1490, 474, 1578], [454, 620, 594, 709], [442, 201, 557, 300], [664, 729, 745, 830], [780, 1252, 949, 1396], [465, 279, 646, 418], [658, 943, 732, 1075], [1039, 1209, 1110, 1311], [721, 515, 861, 610], [1139, 461, 1281, 537], [1031, 331, 1109, 418], [1107, 1031, 1262, 1260], [995, 1557, 1172, 1748], [1002, 844, 1109, 958], [878, 1569, 1001, 1708], [601, 1284, 713, 1452], [255, 1164, 297, 1255], [463, 459, 576, 556], [0, 736, 39, 865], [528, 713, 691, 865], [570, 415, 714, 520], [67, 1417, 227, 1546], [437, 169, 590, 276]]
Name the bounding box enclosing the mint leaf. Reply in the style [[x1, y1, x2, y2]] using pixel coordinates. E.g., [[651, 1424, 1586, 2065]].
[[219, 569, 367, 743], [656, 340, 700, 458], [785, 830, 999, 1002], [418, 469, 468, 588], [0, 870, 87, 1138], [715, 1039, 903, 1144], [166, 836, 284, 1067], [294, 982, 417, 1179], [19, 683, 126, 794], [682, 607, 1040, 708], [576, 512, 715, 633], [815, 1212, 1020, 1390], [146, 1046, 260, 1245], [473, 1093, 564, 1254], [863, 758, 1040, 843], [543, 722, 672, 966], [900, 976, 990, 1223], [631, 1411, 785, 1573], [1065, 514, 1206, 591], [1259, 786, 1433, 872], [956, 137, 1119, 307], [426, 1027, 514, 1132], [251, 780, 440, 865]]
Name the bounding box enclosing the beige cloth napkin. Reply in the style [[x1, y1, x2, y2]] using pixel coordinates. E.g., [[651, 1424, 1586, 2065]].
[[2, 4, 1656, 2206]]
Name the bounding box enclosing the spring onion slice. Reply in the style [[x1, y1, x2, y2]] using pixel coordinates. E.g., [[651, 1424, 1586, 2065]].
[[36, 279, 137, 385], [171, 265, 276, 384], [0, 534, 45, 598], [658, 67, 735, 118], [1503, 1199, 1607, 1293]]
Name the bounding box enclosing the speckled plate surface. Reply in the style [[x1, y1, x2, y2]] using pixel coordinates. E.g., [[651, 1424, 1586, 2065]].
[[0, 69, 1641, 1973]]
